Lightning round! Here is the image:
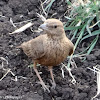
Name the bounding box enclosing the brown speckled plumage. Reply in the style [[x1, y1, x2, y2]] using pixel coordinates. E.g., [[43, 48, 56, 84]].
[[19, 19, 74, 92]]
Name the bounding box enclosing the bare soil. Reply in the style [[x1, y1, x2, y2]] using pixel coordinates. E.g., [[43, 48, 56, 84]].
[[0, 0, 100, 100]]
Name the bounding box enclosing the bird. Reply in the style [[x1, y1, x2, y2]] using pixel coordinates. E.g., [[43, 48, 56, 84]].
[[18, 18, 74, 92]]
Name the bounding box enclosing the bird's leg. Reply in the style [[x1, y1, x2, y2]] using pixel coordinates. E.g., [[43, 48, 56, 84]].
[[33, 61, 50, 92], [48, 66, 56, 89]]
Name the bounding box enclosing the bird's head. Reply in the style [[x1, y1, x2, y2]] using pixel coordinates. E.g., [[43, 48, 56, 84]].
[[39, 19, 65, 38]]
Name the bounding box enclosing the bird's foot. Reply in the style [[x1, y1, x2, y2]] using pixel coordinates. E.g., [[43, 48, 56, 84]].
[[41, 82, 50, 92], [51, 82, 56, 89], [50, 80, 56, 89], [37, 81, 50, 92]]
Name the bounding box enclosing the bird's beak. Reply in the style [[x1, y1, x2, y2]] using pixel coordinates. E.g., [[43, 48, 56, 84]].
[[39, 23, 48, 30]]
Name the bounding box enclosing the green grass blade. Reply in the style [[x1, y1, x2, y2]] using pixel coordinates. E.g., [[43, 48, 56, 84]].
[[71, 29, 78, 41], [80, 29, 100, 42], [86, 16, 95, 35], [74, 24, 86, 50], [45, 0, 55, 13], [87, 35, 99, 55], [64, 24, 84, 30], [65, 0, 72, 5]]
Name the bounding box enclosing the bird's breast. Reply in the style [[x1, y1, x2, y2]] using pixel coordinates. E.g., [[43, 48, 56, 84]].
[[36, 38, 70, 66]]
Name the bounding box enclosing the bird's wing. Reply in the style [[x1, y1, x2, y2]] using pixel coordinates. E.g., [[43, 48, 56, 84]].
[[69, 47, 74, 56], [21, 35, 45, 59], [68, 41, 74, 56]]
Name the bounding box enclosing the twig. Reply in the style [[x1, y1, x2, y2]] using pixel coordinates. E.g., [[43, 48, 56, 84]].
[[0, 69, 11, 81], [89, 20, 100, 28], [71, 58, 77, 68], [61, 66, 64, 78], [87, 65, 100, 74], [37, 13, 46, 22], [18, 76, 28, 79], [14, 19, 35, 25], [43, 0, 51, 4], [9, 70, 15, 76], [61, 63, 76, 84], [0, 57, 8, 65], [11, 76, 18, 81], [40, 0, 47, 17], [71, 54, 87, 59], [50, 13, 57, 18], [10, 18, 17, 28], [9, 22, 34, 34], [88, 65, 100, 100], [30, 27, 34, 33], [0, 57, 18, 81]]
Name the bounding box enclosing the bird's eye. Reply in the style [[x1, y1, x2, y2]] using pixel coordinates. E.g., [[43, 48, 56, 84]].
[[54, 25, 57, 28]]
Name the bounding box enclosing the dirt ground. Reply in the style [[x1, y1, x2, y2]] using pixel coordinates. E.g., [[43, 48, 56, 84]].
[[0, 0, 100, 100]]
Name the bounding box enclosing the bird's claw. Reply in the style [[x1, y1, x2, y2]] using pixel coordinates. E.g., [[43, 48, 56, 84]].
[[41, 82, 50, 92], [36, 81, 50, 92], [51, 82, 56, 89], [50, 80, 56, 89]]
